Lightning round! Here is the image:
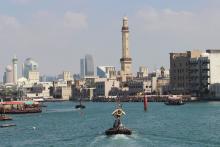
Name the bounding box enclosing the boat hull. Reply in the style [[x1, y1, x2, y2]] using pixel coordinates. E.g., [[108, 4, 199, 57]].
[[0, 116, 12, 121], [75, 105, 85, 109], [0, 124, 16, 128], [0, 108, 42, 114], [105, 127, 132, 135]]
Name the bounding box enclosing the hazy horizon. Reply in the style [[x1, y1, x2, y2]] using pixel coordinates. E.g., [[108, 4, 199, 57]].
[[1, 0, 220, 80]]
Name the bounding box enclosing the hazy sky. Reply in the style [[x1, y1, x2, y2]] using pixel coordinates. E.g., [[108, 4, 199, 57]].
[[1, 0, 220, 80]]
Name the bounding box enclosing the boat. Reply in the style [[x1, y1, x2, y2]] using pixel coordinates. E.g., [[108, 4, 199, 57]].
[[105, 105, 132, 136], [0, 101, 42, 114], [0, 124, 16, 128], [0, 106, 12, 121], [105, 127, 132, 135], [0, 115, 12, 121], [165, 95, 185, 105], [75, 98, 85, 109]]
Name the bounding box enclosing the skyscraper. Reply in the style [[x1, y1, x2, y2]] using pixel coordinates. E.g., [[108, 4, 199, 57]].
[[120, 17, 132, 81], [4, 65, 13, 84], [85, 54, 94, 76], [80, 58, 85, 78], [22, 58, 39, 79], [12, 55, 18, 84]]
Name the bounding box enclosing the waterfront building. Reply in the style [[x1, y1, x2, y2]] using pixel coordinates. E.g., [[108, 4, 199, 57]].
[[12, 56, 18, 84], [97, 66, 116, 79], [95, 78, 119, 98], [22, 58, 39, 79], [169, 50, 202, 94], [85, 54, 94, 76], [120, 17, 133, 82], [127, 80, 152, 95], [170, 49, 220, 97], [53, 80, 72, 100]]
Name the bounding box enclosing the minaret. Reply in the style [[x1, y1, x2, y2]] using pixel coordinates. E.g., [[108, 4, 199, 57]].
[[12, 55, 18, 84], [120, 17, 132, 81]]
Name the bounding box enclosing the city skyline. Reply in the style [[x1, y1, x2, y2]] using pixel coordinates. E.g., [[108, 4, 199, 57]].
[[1, 0, 220, 79]]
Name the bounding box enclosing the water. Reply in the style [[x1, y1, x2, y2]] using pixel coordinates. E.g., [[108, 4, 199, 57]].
[[1, 102, 220, 147]]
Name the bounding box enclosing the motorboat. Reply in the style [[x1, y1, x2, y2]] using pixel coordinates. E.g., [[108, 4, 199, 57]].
[[75, 104, 85, 109], [105, 107, 132, 136], [0, 124, 16, 128], [105, 126, 132, 135]]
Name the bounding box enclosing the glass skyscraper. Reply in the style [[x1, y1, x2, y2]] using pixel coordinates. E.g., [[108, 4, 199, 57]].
[[85, 54, 94, 76]]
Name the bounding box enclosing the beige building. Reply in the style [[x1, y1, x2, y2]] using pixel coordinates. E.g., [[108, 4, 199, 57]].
[[95, 78, 119, 98], [170, 50, 202, 94], [63, 71, 72, 81], [28, 71, 40, 83]]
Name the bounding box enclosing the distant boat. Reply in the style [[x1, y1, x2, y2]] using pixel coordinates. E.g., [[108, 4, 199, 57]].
[[0, 104, 12, 121], [0, 123, 16, 128], [75, 98, 85, 109], [165, 95, 185, 105], [0, 101, 42, 114], [0, 115, 12, 121]]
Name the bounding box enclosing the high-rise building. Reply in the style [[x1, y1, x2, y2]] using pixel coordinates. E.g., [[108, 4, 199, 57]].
[[80, 58, 85, 78], [85, 54, 94, 76], [22, 58, 39, 79], [12, 56, 18, 84], [4, 65, 13, 84], [120, 17, 132, 81]]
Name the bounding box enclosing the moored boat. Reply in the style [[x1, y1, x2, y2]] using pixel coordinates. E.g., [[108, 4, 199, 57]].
[[0, 115, 12, 121], [0, 101, 42, 114], [165, 95, 185, 105]]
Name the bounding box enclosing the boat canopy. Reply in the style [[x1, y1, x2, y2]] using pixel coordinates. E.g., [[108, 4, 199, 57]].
[[0, 101, 24, 105]]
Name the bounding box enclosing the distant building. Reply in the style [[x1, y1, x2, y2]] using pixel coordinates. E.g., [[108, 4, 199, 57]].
[[97, 66, 116, 79], [53, 81, 72, 100], [85, 54, 94, 76], [62, 71, 72, 81], [4, 65, 13, 84], [12, 56, 18, 84], [170, 50, 202, 94], [95, 78, 119, 98], [22, 58, 39, 79], [80, 58, 85, 78], [137, 66, 148, 78], [28, 71, 40, 83]]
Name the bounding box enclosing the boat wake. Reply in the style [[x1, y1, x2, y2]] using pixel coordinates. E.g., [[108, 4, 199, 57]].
[[45, 108, 77, 113], [89, 133, 144, 147]]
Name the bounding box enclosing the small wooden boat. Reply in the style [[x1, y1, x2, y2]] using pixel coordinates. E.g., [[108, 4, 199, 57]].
[[165, 95, 185, 105], [105, 103, 132, 136], [105, 127, 132, 135], [0, 115, 12, 121], [0, 124, 16, 128], [75, 104, 85, 109]]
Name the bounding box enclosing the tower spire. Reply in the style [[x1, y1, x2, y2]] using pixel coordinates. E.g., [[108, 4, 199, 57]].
[[120, 17, 132, 81]]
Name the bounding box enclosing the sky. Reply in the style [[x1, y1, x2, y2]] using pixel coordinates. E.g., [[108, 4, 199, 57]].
[[1, 0, 220, 80]]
